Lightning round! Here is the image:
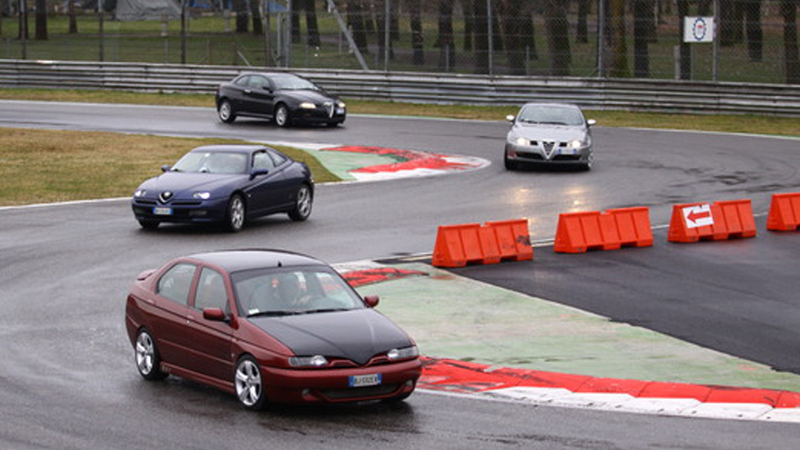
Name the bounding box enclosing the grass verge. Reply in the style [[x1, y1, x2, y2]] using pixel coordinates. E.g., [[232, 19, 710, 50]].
[[0, 128, 338, 207], [0, 88, 799, 137]]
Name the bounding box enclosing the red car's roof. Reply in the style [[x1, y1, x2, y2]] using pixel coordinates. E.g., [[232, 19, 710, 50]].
[[185, 249, 325, 273]]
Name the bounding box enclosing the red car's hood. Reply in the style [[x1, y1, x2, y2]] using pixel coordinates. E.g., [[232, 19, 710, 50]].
[[248, 309, 413, 365]]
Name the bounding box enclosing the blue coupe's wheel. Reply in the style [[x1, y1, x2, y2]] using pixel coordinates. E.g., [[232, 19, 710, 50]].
[[288, 185, 312, 221], [226, 194, 246, 232]]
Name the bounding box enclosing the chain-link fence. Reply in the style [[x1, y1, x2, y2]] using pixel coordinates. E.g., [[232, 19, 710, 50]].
[[2, 0, 798, 84]]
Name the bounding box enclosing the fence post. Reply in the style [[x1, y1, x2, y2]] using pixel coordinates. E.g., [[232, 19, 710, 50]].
[[487, 0, 493, 75]]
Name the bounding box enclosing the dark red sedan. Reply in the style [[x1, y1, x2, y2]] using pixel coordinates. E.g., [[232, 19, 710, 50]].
[[125, 250, 421, 409]]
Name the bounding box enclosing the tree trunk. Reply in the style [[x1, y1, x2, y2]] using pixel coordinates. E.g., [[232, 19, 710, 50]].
[[608, 0, 627, 77], [577, 0, 590, 44], [472, 0, 489, 73], [676, 0, 691, 79], [744, 0, 763, 62], [461, 0, 473, 51], [291, 0, 301, 43], [347, 0, 370, 54], [544, 0, 571, 76], [68, 0, 78, 33], [409, 0, 425, 65], [632, 0, 650, 77], [35, 0, 47, 40], [437, 0, 455, 70], [375, 0, 393, 62], [782, 0, 799, 84], [503, 0, 525, 74], [251, 0, 263, 35], [305, 0, 320, 46], [235, 0, 248, 32]]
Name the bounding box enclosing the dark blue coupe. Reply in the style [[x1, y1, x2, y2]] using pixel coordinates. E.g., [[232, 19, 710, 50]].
[[131, 145, 314, 231]]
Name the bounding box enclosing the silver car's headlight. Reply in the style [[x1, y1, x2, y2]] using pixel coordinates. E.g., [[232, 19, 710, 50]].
[[289, 355, 328, 367], [514, 137, 530, 146], [134, 189, 146, 198], [387, 345, 419, 361], [299, 102, 316, 109], [193, 192, 211, 200], [569, 136, 591, 149]]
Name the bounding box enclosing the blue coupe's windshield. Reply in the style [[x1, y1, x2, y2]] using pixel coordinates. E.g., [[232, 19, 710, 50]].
[[171, 152, 248, 174], [271, 75, 320, 91], [518, 105, 585, 126], [231, 267, 365, 317]]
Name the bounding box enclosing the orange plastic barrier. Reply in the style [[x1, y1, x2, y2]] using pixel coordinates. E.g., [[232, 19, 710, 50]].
[[767, 192, 800, 231], [554, 207, 653, 253], [485, 219, 534, 262], [667, 199, 756, 243], [432, 219, 532, 267]]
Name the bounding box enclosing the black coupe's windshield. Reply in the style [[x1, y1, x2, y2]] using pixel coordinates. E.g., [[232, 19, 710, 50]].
[[271, 75, 320, 91], [518, 105, 585, 126], [171, 151, 248, 174], [231, 267, 365, 317]]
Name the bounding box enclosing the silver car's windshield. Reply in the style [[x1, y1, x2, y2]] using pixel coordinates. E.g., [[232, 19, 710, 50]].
[[171, 152, 248, 174], [232, 267, 366, 317], [518, 106, 585, 126], [271, 75, 320, 91]]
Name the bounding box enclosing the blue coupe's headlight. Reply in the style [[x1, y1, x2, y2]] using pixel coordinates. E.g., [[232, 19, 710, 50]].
[[299, 102, 316, 109], [387, 346, 419, 361], [134, 189, 146, 198], [289, 355, 328, 367], [193, 192, 211, 200]]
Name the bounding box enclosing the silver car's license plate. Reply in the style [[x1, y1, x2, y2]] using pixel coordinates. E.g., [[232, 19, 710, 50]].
[[153, 207, 173, 216], [349, 373, 382, 388]]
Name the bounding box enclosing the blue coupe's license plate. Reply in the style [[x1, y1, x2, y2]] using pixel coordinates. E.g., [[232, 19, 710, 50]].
[[349, 373, 382, 388], [153, 207, 173, 216]]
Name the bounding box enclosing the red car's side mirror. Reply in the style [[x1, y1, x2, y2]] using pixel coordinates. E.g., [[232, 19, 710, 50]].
[[203, 308, 227, 322], [364, 295, 379, 308]]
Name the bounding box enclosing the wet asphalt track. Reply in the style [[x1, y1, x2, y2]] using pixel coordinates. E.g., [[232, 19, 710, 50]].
[[1, 100, 800, 449]]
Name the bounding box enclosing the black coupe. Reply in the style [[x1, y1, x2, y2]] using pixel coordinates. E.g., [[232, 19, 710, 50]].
[[215, 72, 346, 127]]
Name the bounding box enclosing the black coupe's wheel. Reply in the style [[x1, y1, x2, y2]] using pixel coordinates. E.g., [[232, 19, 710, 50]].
[[288, 185, 313, 222], [138, 220, 160, 230], [274, 104, 289, 127], [234, 355, 267, 410], [226, 194, 246, 232], [218, 99, 236, 123], [135, 329, 167, 381]]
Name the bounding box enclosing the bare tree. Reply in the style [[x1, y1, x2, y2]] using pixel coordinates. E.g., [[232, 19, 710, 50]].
[[347, 0, 370, 54], [577, 0, 590, 44], [744, 0, 763, 61], [472, 0, 489, 73], [502, 0, 527, 74], [543, 0, 571, 76], [461, 0, 474, 51], [781, 0, 799, 84], [632, 0, 652, 77], [68, 0, 78, 33], [437, 0, 455, 70], [251, 0, 263, 35], [35, 0, 47, 40], [409, 0, 425, 65], [305, 0, 320, 46], [234, 0, 248, 32], [676, 0, 691, 79]]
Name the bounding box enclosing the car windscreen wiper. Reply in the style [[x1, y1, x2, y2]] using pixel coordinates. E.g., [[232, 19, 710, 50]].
[[301, 308, 351, 314], [247, 310, 302, 317]]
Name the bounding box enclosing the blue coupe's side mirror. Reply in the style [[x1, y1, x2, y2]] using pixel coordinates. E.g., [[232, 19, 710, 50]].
[[250, 168, 269, 180], [161, 165, 171, 172]]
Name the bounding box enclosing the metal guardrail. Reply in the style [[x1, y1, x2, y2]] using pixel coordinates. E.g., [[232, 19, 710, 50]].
[[1, 60, 799, 117]]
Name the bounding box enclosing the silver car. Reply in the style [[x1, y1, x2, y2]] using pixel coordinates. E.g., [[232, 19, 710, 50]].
[[504, 103, 596, 171]]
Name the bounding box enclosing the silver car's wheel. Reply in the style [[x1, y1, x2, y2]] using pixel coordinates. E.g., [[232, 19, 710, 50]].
[[135, 329, 166, 380], [288, 185, 312, 221], [274, 104, 289, 127], [583, 153, 593, 171], [226, 194, 246, 232], [218, 99, 236, 123], [235, 356, 266, 410]]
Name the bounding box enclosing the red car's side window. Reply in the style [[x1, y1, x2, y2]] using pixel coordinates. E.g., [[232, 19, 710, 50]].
[[195, 268, 228, 313], [157, 263, 196, 305]]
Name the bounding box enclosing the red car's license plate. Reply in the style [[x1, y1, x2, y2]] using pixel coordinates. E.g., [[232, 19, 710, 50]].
[[349, 373, 382, 388]]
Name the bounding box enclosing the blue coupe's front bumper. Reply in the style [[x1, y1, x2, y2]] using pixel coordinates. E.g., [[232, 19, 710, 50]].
[[131, 197, 229, 224]]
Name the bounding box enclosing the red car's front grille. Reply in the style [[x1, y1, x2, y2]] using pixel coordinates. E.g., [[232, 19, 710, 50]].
[[320, 384, 399, 400], [328, 355, 393, 369]]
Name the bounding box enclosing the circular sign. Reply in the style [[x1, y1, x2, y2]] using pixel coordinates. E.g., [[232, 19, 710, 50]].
[[692, 17, 707, 41]]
